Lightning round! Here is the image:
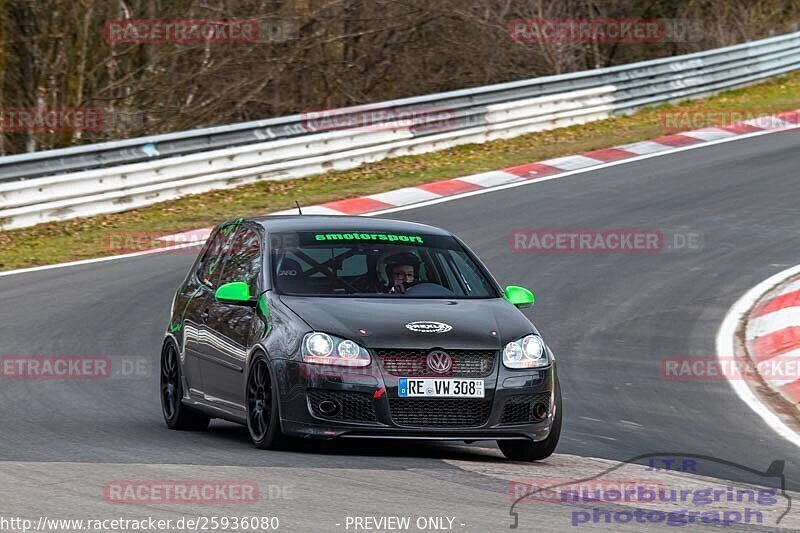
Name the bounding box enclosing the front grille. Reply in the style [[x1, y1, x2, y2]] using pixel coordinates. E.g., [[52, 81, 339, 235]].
[[307, 389, 378, 422], [388, 398, 492, 427], [375, 349, 496, 378], [500, 393, 550, 425]]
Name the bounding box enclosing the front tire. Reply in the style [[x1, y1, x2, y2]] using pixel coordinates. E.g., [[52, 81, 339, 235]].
[[246, 353, 286, 450], [160, 341, 210, 431], [498, 380, 562, 461]]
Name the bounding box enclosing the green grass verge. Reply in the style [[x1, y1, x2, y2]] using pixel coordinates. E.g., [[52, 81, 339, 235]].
[[2, 71, 800, 271]]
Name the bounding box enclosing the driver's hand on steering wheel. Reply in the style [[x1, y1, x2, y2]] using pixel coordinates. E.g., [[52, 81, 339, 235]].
[[389, 278, 424, 294]]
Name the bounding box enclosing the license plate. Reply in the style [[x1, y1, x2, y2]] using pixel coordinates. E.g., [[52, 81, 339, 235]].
[[398, 378, 484, 398]]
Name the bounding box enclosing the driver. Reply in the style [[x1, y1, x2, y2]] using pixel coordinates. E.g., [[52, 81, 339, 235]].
[[384, 252, 420, 294]]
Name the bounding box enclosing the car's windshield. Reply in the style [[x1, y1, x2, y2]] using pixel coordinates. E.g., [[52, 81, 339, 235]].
[[269, 230, 498, 298]]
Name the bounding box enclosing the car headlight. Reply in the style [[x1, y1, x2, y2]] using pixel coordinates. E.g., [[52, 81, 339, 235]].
[[503, 334, 548, 369], [302, 332, 371, 367]]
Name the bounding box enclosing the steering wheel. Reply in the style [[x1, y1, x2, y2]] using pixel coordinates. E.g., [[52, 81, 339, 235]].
[[403, 282, 455, 297]]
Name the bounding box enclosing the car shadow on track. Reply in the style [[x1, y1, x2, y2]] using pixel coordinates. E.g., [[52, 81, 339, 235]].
[[206, 421, 508, 462]]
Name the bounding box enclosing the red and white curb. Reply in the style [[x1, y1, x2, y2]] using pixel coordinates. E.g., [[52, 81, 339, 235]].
[[158, 110, 800, 246], [717, 264, 800, 450], [746, 275, 800, 405]]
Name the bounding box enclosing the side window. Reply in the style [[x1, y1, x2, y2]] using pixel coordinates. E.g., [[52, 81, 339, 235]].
[[430, 250, 492, 296], [197, 229, 229, 288], [218, 227, 262, 295]]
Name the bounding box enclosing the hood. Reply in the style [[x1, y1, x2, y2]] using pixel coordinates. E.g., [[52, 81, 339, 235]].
[[279, 296, 536, 350]]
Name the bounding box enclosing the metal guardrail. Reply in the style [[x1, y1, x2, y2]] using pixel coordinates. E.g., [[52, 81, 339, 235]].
[[1, 31, 799, 230]]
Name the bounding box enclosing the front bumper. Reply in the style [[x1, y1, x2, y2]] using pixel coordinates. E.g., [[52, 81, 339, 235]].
[[272, 354, 557, 441]]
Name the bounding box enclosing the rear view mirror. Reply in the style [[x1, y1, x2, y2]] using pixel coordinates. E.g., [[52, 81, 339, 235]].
[[504, 285, 535, 309], [215, 282, 255, 306]]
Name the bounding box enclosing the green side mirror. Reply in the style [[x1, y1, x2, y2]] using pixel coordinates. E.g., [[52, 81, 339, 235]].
[[505, 285, 535, 308], [215, 281, 254, 306]]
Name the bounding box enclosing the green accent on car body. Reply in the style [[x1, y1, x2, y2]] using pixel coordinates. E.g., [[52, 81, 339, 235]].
[[169, 321, 182, 333], [258, 294, 270, 319], [207, 256, 221, 275], [314, 232, 424, 244], [216, 281, 252, 303], [220, 218, 244, 236], [505, 285, 535, 308], [258, 293, 273, 335]]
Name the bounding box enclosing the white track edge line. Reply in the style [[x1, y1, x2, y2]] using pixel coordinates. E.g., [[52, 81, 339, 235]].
[[366, 125, 800, 216], [1, 124, 798, 278], [715, 263, 800, 449], [0, 241, 206, 278]]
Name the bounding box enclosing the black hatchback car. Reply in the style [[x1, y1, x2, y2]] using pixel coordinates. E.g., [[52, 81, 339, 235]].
[[161, 215, 561, 460]]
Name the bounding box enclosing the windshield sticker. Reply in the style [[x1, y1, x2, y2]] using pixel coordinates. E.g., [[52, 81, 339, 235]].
[[314, 233, 424, 244]]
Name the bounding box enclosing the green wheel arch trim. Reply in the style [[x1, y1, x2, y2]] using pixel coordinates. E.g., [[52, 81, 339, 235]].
[[504, 285, 535, 308], [215, 281, 252, 302]]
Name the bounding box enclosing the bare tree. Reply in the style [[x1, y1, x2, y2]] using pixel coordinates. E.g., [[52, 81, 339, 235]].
[[0, 0, 796, 154]]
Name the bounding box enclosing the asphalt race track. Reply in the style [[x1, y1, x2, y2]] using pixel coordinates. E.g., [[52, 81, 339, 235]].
[[1, 130, 800, 531]]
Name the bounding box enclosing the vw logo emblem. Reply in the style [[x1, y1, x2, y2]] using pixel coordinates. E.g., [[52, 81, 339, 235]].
[[426, 350, 452, 374]]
